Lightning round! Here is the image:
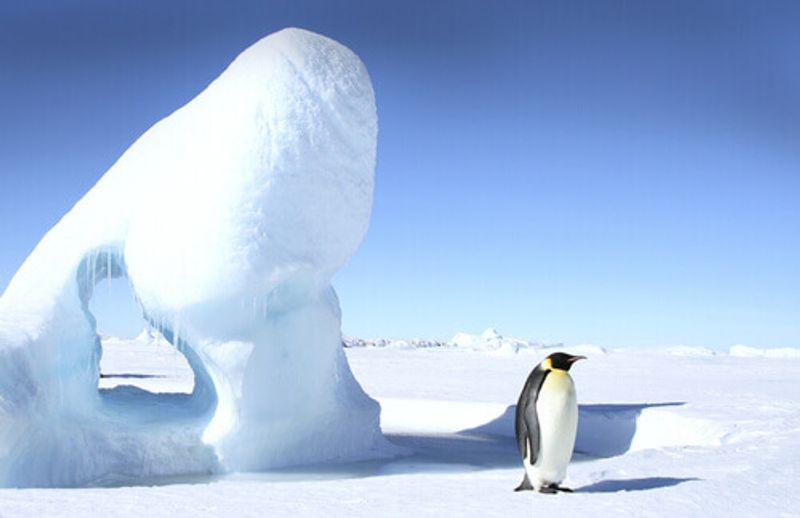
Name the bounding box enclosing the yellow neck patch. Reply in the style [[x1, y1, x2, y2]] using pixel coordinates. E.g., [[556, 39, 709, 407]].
[[541, 357, 568, 372]]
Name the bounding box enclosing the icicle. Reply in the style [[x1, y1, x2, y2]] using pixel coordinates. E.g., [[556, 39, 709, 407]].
[[89, 252, 95, 293]]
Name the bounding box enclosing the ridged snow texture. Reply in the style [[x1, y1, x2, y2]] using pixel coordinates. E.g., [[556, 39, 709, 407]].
[[0, 28, 385, 487]]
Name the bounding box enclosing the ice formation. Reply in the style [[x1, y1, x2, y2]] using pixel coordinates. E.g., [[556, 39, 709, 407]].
[[0, 28, 386, 487]]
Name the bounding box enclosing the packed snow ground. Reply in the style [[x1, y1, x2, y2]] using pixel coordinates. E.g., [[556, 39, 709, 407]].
[[0, 334, 797, 517]]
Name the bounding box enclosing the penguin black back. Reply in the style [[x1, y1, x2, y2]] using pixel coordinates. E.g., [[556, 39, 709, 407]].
[[515, 363, 548, 468]]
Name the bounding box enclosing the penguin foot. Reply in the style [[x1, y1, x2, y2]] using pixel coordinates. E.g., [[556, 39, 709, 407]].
[[546, 484, 573, 493], [538, 486, 558, 494], [514, 475, 533, 492]]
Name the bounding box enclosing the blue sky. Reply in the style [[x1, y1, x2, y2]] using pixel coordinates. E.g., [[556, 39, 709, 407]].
[[1, 1, 798, 348]]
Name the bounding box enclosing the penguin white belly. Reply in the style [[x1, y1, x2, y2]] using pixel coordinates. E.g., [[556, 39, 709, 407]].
[[525, 370, 578, 489]]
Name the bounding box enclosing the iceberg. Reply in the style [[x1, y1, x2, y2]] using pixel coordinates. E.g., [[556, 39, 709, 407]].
[[0, 28, 386, 487]]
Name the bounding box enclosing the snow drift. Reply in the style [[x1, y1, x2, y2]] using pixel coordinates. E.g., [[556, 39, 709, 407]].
[[0, 28, 385, 487]]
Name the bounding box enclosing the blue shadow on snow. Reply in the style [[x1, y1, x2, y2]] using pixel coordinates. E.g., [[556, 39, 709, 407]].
[[463, 402, 686, 458], [577, 477, 700, 493]]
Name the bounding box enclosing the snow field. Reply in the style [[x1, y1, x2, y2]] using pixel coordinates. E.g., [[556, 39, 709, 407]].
[[1, 340, 790, 516]]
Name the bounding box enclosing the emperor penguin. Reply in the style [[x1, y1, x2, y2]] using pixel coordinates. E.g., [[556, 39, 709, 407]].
[[514, 352, 585, 493]]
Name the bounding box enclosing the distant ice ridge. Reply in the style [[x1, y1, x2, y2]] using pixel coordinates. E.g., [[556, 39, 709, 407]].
[[344, 336, 450, 349], [343, 328, 605, 355], [344, 328, 540, 351], [345, 332, 799, 359], [0, 28, 387, 487]]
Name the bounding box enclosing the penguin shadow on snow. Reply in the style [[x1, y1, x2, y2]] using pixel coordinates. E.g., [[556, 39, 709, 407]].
[[576, 477, 700, 493]]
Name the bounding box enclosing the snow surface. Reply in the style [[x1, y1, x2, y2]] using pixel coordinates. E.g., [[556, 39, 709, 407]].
[[0, 28, 385, 487], [0, 337, 797, 516]]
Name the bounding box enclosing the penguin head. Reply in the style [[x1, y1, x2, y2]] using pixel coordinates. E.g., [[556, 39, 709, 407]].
[[542, 352, 586, 372]]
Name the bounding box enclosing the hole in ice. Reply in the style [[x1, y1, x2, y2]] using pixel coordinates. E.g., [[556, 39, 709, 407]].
[[75, 249, 216, 428], [91, 277, 195, 395], [90, 276, 143, 339]]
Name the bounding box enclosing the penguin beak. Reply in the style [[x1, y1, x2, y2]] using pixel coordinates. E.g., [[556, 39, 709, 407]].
[[569, 355, 587, 363]]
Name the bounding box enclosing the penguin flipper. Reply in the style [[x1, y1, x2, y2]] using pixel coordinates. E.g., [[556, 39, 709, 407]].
[[515, 405, 530, 460], [515, 367, 548, 464], [514, 474, 533, 492]]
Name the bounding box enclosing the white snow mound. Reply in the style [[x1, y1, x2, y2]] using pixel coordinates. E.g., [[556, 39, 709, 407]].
[[450, 328, 541, 353], [663, 345, 717, 357], [729, 345, 800, 359], [0, 28, 386, 487]]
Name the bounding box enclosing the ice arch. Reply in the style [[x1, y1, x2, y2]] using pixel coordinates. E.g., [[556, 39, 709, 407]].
[[0, 28, 386, 487]]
